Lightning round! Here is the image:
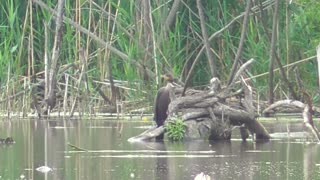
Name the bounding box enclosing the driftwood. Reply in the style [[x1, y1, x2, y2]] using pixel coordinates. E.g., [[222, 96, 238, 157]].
[[128, 126, 165, 142], [129, 59, 271, 142]]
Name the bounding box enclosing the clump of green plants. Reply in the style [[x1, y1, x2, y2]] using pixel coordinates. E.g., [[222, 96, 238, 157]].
[[165, 117, 187, 141]]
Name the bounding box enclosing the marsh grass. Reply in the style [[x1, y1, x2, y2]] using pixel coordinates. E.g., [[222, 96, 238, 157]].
[[0, 0, 319, 116]]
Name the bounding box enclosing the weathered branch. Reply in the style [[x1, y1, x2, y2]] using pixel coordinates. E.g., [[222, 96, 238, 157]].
[[227, 0, 252, 85], [128, 126, 165, 142], [263, 100, 305, 113], [227, 58, 255, 90], [164, 0, 181, 32], [197, 0, 217, 77], [168, 92, 218, 116], [46, 0, 65, 111], [241, 76, 255, 118]]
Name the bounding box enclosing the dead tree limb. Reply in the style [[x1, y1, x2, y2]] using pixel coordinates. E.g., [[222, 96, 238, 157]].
[[46, 0, 65, 112], [164, 0, 181, 33], [197, 0, 217, 77], [227, 0, 252, 85], [128, 126, 165, 142]]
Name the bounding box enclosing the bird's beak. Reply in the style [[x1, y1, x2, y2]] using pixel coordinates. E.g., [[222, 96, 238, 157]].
[[161, 74, 169, 80]]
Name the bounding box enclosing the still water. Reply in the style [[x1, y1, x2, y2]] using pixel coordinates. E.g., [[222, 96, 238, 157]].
[[0, 118, 320, 180]]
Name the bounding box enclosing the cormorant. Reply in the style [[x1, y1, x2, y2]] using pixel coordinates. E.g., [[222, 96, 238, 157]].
[[154, 73, 175, 140]]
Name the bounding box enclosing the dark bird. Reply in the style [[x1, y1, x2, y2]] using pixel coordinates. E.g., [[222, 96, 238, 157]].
[[154, 73, 175, 140]]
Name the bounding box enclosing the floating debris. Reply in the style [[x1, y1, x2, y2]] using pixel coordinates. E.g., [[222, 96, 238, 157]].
[[130, 173, 135, 178], [194, 172, 211, 180], [36, 166, 52, 173], [0, 137, 15, 145]]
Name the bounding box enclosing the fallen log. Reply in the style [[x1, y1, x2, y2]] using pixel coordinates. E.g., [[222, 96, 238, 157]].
[[128, 126, 165, 142]]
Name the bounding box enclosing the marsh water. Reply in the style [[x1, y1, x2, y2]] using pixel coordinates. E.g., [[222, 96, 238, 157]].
[[0, 117, 320, 180]]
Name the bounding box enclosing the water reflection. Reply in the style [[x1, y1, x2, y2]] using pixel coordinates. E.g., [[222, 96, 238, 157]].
[[0, 120, 320, 180], [142, 142, 168, 180]]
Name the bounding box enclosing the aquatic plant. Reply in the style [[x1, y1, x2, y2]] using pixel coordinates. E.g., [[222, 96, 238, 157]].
[[165, 117, 186, 141]]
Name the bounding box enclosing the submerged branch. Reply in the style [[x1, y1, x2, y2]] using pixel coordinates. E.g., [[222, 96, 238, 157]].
[[128, 126, 165, 142], [68, 143, 88, 152]]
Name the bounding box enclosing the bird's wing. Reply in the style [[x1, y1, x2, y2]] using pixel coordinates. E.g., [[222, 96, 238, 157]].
[[153, 87, 163, 121]]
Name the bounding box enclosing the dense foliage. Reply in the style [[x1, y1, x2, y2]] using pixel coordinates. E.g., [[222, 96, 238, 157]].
[[0, 0, 320, 112]]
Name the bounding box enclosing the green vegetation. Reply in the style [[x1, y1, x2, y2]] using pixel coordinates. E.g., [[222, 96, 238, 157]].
[[165, 117, 186, 141], [0, 0, 320, 114]]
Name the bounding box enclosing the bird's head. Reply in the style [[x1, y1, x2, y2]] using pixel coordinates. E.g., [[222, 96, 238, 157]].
[[161, 73, 174, 83]]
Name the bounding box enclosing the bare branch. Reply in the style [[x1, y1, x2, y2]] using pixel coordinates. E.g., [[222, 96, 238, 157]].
[[164, 0, 181, 32], [47, 0, 65, 111], [196, 0, 217, 77], [268, 0, 279, 104], [227, 0, 252, 85]]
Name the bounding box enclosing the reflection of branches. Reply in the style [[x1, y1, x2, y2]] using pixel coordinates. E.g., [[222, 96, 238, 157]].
[[303, 144, 320, 180]]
